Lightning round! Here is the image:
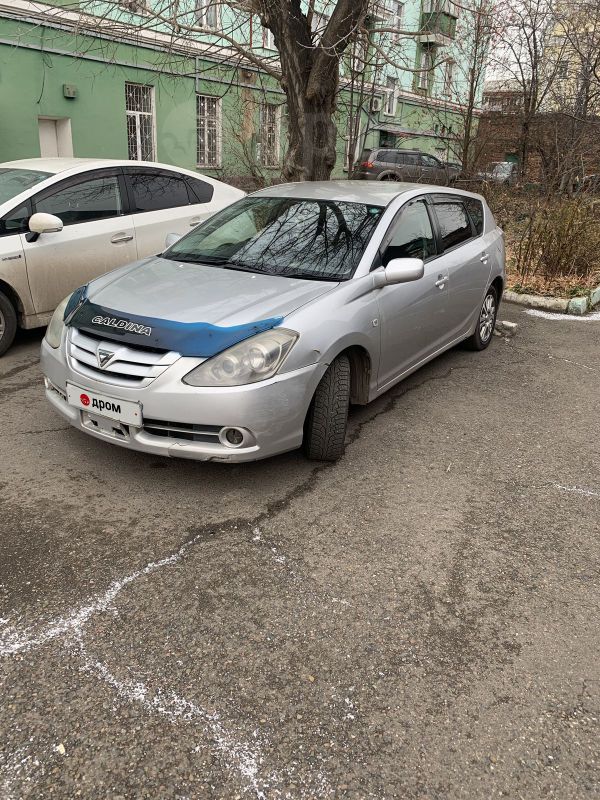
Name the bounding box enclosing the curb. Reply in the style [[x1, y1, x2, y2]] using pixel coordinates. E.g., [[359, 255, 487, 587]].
[[504, 286, 600, 317]]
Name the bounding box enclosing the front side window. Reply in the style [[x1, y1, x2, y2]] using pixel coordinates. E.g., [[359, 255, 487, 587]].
[[197, 95, 221, 167], [421, 154, 440, 168], [165, 197, 384, 281], [35, 176, 122, 225], [0, 202, 31, 236], [258, 103, 279, 167], [128, 171, 190, 212], [125, 83, 155, 161], [384, 200, 436, 263], [0, 169, 50, 205], [434, 201, 473, 251]]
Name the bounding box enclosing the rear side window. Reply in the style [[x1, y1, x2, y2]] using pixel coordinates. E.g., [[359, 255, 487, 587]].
[[128, 171, 190, 212], [464, 198, 484, 235], [187, 177, 214, 204], [35, 176, 123, 225], [383, 199, 436, 263], [434, 201, 473, 251]]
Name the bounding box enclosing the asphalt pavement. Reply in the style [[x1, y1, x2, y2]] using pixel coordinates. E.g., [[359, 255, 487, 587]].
[[0, 304, 599, 799]]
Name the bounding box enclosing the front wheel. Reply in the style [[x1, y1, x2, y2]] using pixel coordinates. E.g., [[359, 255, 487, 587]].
[[0, 291, 17, 357], [465, 286, 498, 351], [303, 355, 350, 461]]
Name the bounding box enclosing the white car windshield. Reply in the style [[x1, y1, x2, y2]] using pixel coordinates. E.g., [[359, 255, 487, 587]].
[[165, 197, 384, 281], [0, 168, 51, 205]]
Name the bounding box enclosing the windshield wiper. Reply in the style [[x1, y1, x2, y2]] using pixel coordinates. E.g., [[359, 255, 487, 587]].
[[278, 271, 341, 282]]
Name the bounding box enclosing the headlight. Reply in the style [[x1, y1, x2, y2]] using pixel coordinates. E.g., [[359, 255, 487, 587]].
[[45, 295, 71, 349], [183, 329, 298, 387]]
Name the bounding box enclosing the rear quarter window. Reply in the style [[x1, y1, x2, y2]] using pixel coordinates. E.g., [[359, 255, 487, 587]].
[[187, 177, 214, 204]]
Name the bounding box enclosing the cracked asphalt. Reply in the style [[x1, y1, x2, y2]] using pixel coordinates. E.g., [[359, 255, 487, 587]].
[[1, 303, 599, 799]]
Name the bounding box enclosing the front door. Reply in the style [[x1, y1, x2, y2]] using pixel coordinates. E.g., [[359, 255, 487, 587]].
[[23, 170, 136, 315], [377, 197, 449, 389]]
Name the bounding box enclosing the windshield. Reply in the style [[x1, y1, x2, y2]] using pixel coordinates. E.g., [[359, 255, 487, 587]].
[[165, 197, 384, 281], [0, 168, 51, 205]]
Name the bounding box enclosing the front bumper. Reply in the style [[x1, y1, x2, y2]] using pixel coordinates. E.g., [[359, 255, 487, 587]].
[[41, 337, 326, 463]]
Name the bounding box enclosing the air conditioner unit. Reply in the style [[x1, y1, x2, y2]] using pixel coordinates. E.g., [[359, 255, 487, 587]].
[[370, 96, 383, 113]]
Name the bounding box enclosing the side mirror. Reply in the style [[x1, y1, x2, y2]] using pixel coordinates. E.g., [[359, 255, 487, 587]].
[[26, 212, 63, 243], [164, 232, 182, 250], [373, 258, 425, 288]]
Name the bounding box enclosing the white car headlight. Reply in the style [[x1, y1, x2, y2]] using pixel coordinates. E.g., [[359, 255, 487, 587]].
[[183, 329, 298, 387], [45, 295, 71, 349]]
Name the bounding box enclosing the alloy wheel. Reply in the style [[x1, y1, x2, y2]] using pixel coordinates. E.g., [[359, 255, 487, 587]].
[[479, 293, 496, 343]]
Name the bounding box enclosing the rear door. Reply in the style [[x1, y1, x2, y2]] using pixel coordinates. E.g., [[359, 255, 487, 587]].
[[23, 169, 136, 315], [124, 168, 216, 256], [429, 195, 492, 339], [376, 196, 449, 388]]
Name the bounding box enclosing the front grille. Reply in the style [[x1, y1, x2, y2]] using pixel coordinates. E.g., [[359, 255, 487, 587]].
[[143, 419, 222, 443], [68, 328, 180, 388]]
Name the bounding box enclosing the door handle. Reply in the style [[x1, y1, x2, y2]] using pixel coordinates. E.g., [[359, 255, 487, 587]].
[[189, 217, 205, 226], [435, 275, 448, 288], [480, 253, 489, 263], [111, 233, 134, 244]]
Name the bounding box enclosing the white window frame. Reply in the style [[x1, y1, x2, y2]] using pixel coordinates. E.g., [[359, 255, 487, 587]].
[[196, 94, 222, 168], [384, 76, 397, 116], [258, 102, 280, 168], [389, 1, 404, 43], [418, 50, 433, 91], [125, 82, 156, 161], [262, 26, 275, 49], [443, 59, 454, 97], [195, 0, 220, 30]]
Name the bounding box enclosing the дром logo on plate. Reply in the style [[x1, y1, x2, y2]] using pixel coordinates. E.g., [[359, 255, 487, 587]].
[[80, 393, 90, 406]]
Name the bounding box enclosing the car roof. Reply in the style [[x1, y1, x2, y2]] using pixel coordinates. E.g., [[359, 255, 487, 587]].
[[250, 180, 482, 207], [0, 157, 209, 179]]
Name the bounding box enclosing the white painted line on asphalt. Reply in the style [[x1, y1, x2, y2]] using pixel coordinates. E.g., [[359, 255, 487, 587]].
[[0, 536, 201, 656], [72, 636, 278, 800], [525, 308, 600, 321], [554, 484, 600, 498], [547, 354, 597, 372]]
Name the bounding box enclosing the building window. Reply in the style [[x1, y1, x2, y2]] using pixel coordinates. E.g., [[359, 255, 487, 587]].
[[125, 83, 155, 161], [195, 0, 220, 29], [418, 49, 433, 91], [119, 0, 147, 13], [258, 103, 279, 167], [262, 26, 275, 49], [197, 95, 221, 167], [557, 60, 569, 79], [389, 1, 404, 42], [311, 12, 329, 40], [384, 76, 397, 115]]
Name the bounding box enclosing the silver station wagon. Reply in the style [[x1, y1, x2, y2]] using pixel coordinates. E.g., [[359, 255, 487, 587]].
[[41, 181, 505, 463]]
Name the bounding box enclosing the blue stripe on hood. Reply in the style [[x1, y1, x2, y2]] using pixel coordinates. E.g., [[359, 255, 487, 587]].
[[66, 298, 283, 357]]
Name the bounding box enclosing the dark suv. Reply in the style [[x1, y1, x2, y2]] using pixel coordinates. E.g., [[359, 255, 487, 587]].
[[353, 148, 459, 184]]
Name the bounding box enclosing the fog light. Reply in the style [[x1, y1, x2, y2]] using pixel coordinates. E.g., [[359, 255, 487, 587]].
[[222, 427, 244, 447]]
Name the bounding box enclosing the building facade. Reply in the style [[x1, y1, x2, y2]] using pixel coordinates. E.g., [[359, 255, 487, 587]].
[[0, 0, 487, 183]]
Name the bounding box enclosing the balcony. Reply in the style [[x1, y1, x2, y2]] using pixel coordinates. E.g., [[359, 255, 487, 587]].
[[419, 9, 457, 46]]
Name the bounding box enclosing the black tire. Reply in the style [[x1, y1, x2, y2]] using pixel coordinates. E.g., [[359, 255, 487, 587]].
[[303, 354, 351, 461], [465, 285, 498, 351], [0, 291, 17, 357]]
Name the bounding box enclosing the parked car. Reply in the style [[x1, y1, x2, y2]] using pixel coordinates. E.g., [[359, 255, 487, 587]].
[[353, 149, 460, 185], [0, 158, 245, 354], [41, 181, 505, 464], [477, 161, 518, 185]]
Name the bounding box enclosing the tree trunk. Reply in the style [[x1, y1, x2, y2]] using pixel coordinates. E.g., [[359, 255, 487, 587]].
[[282, 88, 338, 181]]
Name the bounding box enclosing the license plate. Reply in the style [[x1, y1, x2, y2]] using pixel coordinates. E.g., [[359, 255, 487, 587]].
[[66, 384, 142, 426]]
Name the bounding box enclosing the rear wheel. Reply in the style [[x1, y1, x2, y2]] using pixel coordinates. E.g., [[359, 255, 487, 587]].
[[0, 291, 17, 357], [465, 286, 498, 351], [303, 355, 351, 461]]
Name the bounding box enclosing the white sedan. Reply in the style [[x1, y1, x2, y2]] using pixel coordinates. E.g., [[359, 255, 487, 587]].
[[0, 158, 244, 354]]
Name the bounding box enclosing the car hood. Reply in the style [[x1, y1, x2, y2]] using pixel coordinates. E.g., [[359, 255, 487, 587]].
[[88, 256, 337, 327]]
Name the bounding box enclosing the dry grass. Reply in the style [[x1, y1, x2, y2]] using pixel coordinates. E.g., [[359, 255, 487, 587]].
[[484, 186, 600, 298]]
